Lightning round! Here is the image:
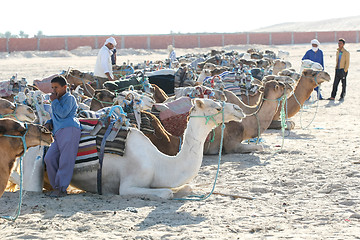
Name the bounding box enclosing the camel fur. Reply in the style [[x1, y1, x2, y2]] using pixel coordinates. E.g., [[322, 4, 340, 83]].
[[0, 98, 36, 122], [70, 99, 245, 199], [0, 119, 53, 198], [204, 80, 292, 154]]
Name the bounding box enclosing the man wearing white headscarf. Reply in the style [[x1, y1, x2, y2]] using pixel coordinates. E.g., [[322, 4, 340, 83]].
[[94, 37, 117, 87], [302, 39, 324, 99]]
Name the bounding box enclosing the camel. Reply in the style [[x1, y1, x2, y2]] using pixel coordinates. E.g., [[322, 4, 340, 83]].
[[270, 69, 331, 129], [0, 119, 53, 197], [0, 98, 36, 122], [273, 59, 292, 75], [69, 99, 245, 198], [63, 69, 96, 97], [204, 80, 293, 154]]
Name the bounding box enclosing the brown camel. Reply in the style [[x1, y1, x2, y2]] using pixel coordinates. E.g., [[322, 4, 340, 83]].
[[269, 69, 331, 129], [63, 69, 96, 97], [0, 98, 36, 122], [204, 80, 292, 154], [273, 59, 292, 75], [0, 119, 53, 198], [223, 89, 263, 115]]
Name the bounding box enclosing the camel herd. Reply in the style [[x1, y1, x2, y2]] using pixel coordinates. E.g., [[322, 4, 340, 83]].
[[0, 47, 331, 200]]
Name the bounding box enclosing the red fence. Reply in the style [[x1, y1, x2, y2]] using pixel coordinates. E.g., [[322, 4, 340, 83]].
[[1, 31, 359, 52]]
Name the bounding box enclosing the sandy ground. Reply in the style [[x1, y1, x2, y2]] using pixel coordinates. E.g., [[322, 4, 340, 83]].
[[1, 43, 360, 239]]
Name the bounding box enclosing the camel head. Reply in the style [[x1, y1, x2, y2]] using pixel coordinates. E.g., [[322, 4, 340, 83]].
[[115, 90, 155, 111], [0, 119, 53, 149], [190, 99, 245, 126], [90, 89, 116, 111], [301, 69, 331, 86], [263, 80, 290, 100], [0, 98, 36, 122], [65, 69, 93, 85]]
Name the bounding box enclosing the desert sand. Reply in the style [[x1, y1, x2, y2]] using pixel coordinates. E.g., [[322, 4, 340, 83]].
[[0, 42, 360, 239]]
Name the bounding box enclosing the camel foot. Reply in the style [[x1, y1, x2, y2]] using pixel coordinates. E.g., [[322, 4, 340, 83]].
[[268, 120, 295, 130], [237, 143, 264, 153], [172, 184, 193, 198]]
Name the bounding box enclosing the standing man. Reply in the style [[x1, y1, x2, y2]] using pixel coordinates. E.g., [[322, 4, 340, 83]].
[[328, 38, 350, 101], [44, 76, 81, 197], [94, 37, 117, 88], [111, 48, 117, 66], [302, 39, 324, 100]]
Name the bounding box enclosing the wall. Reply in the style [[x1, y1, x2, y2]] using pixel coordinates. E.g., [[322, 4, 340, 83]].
[[0, 31, 359, 52]]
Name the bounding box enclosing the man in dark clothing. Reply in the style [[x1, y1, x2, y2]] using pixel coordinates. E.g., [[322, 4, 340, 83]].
[[328, 38, 350, 101]]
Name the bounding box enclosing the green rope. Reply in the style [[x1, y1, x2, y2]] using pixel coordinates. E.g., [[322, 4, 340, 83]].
[[173, 102, 226, 201], [0, 104, 19, 121], [1, 123, 28, 221]]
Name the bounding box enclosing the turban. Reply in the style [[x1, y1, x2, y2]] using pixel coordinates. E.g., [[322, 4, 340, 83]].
[[311, 39, 320, 46], [105, 37, 117, 46]]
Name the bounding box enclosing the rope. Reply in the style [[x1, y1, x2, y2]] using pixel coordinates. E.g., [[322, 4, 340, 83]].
[[292, 73, 321, 129], [0, 104, 19, 121], [1, 123, 28, 221], [173, 102, 226, 201]]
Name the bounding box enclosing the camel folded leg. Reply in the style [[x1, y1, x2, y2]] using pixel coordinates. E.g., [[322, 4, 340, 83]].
[[225, 142, 264, 154], [268, 120, 295, 130], [119, 185, 174, 199]]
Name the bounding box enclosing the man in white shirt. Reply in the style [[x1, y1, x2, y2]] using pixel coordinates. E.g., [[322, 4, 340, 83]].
[[94, 37, 117, 88]]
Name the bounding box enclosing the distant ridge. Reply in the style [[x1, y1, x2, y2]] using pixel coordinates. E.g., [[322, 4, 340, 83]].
[[253, 15, 360, 32]]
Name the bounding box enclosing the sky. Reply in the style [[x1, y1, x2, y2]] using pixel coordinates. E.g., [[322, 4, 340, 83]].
[[1, 0, 359, 37]]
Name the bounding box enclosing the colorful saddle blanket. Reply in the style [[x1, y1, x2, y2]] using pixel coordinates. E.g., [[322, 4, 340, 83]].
[[74, 118, 130, 173]]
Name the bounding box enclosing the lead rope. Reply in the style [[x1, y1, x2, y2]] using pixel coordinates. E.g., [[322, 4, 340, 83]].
[[173, 102, 226, 201], [293, 73, 321, 129], [1, 123, 28, 221]]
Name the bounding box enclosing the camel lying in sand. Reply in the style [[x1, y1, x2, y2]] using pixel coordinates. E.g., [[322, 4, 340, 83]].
[[0, 98, 36, 122], [269, 69, 331, 129], [204, 80, 293, 154], [69, 99, 245, 198], [0, 119, 53, 198]]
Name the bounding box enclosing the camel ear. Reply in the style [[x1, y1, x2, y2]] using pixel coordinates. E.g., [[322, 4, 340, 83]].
[[195, 99, 205, 109]]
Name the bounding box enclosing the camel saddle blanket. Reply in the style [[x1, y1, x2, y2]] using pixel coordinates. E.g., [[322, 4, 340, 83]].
[[74, 119, 130, 173], [0, 78, 28, 97], [152, 96, 192, 121], [104, 75, 144, 92]]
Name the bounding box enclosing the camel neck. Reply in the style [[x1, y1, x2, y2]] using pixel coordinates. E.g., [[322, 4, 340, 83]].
[[242, 96, 281, 139], [166, 117, 217, 186]]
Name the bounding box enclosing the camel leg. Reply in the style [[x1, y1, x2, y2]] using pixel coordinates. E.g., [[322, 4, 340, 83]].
[[172, 184, 193, 198], [226, 142, 264, 154], [119, 184, 174, 199], [268, 120, 295, 130]]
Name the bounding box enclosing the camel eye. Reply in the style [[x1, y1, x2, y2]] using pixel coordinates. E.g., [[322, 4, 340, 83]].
[[215, 107, 222, 111]]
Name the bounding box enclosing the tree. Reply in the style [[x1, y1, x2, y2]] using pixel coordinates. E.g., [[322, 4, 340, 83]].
[[35, 30, 44, 38], [19, 31, 29, 38]]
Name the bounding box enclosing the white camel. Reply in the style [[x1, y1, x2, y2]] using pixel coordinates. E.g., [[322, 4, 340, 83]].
[[70, 98, 245, 199]]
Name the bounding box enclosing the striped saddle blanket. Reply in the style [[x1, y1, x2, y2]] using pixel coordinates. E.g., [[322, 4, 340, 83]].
[[74, 119, 130, 173]]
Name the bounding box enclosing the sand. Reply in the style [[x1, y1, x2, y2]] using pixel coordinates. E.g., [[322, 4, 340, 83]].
[[1, 43, 360, 239]]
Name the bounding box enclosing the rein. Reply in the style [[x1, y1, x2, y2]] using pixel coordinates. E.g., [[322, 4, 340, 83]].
[[292, 72, 321, 129], [173, 102, 226, 201], [1, 123, 29, 221]]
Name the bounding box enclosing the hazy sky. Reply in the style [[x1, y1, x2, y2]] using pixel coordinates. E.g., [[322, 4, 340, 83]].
[[1, 0, 359, 36]]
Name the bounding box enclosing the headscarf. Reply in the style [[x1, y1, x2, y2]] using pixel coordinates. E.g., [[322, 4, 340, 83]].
[[105, 37, 117, 46]]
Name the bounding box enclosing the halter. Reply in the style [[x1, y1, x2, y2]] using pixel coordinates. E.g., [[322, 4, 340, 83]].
[[1, 122, 29, 221], [0, 103, 20, 121], [189, 102, 225, 126]]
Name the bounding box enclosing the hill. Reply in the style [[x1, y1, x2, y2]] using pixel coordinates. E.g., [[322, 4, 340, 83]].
[[253, 15, 360, 32]]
